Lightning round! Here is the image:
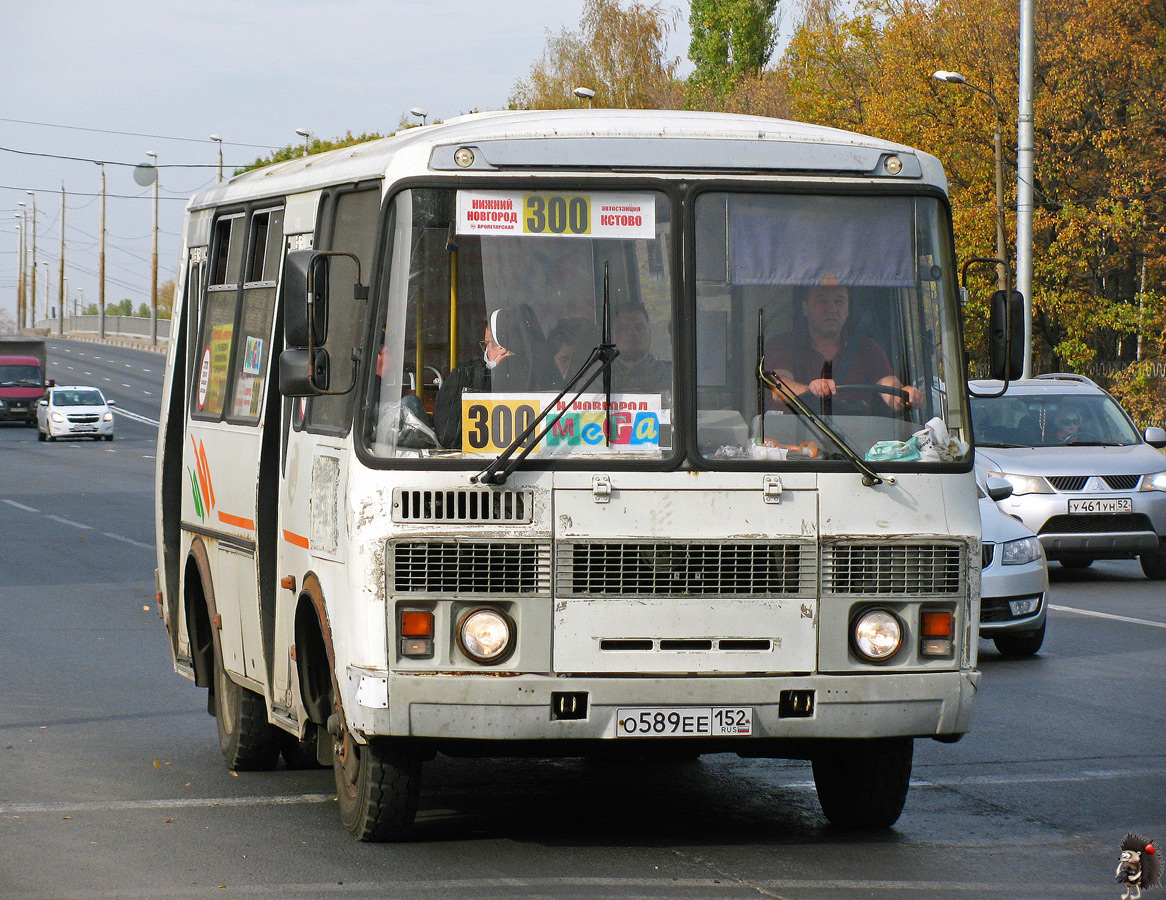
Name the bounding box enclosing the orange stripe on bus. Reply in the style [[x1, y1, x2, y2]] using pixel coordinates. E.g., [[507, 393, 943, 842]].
[[217, 510, 255, 530], [282, 530, 310, 549], [190, 435, 210, 510], [198, 440, 215, 509]]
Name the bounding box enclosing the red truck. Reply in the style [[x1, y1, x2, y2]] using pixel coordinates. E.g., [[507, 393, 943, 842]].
[[0, 336, 52, 425]]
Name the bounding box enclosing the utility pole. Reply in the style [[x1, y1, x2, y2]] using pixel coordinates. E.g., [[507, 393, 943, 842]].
[[98, 164, 107, 341], [147, 151, 159, 345], [26, 192, 37, 329], [58, 184, 66, 334], [15, 208, 26, 329], [1016, 0, 1035, 377]]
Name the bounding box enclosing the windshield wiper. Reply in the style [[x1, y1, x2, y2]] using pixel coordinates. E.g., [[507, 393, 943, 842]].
[[475, 263, 619, 486], [473, 343, 618, 486]]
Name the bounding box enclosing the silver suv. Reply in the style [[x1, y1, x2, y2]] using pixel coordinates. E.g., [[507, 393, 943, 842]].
[[970, 374, 1166, 579]]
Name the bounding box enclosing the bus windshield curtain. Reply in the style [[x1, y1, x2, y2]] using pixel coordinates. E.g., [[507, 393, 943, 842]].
[[727, 194, 915, 287]]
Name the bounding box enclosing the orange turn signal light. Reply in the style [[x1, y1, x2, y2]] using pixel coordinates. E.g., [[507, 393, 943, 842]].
[[400, 610, 434, 638], [921, 610, 953, 637]]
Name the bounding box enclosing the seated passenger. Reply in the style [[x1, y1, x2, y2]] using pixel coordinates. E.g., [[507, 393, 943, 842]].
[[547, 316, 598, 384], [611, 302, 670, 395], [433, 304, 552, 448], [765, 276, 921, 413]]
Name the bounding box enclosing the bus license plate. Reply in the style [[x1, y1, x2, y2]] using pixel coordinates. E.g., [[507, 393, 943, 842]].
[[616, 707, 753, 737], [1068, 497, 1132, 514]]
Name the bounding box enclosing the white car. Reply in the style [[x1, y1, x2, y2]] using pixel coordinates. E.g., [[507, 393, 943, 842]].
[[36, 386, 116, 442], [978, 472, 1049, 656]]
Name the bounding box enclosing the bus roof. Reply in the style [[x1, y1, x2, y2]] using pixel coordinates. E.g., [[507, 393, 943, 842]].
[[188, 108, 946, 211]]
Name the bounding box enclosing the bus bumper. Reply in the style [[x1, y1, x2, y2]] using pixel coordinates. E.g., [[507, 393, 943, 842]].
[[344, 667, 980, 744]]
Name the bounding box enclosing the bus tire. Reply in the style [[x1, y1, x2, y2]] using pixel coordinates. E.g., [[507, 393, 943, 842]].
[[212, 642, 280, 771], [334, 733, 421, 842], [811, 737, 912, 829]]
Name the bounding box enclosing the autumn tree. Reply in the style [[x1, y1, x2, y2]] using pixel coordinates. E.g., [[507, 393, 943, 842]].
[[770, 0, 1166, 404], [687, 0, 781, 104], [510, 0, 683, 109]]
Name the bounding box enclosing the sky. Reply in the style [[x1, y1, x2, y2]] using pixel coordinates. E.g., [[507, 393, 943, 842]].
[[1, 0, 694, 329]]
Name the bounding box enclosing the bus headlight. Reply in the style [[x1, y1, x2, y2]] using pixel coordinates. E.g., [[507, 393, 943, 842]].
[[457, 607, 514, 664], [852, 609, 903, 662]]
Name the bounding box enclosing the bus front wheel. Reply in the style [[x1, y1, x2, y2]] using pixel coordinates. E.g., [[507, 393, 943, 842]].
[[212, 642, 280, 771], [333, 723, 421, 842], [811, 737, 913, 829]]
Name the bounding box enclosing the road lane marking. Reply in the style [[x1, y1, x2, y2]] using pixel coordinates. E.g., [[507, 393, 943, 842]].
[[2, 501, 150, 550], [4, 765, 1160, 816], [0, 793, 336, 814], [111, 407, 159, 426], [45, 515, 93, 530], [1050, 604, 1166, 629], [0, 878, 1107, 900], [101, 532, 153, 550]]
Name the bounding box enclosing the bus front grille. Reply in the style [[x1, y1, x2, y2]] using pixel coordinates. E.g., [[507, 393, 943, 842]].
[[557, 541, 815, 597], [822, 542, 964, 595], [393, 488, 534, 524], [390, 540, 551, 595]]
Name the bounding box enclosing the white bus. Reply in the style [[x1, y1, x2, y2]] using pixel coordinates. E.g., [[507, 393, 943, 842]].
[[156, 109, 987, 840]]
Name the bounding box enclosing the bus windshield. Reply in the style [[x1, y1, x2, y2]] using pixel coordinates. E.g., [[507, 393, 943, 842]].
[[693, 191, 969, 465], [364, 187, 674, 460]]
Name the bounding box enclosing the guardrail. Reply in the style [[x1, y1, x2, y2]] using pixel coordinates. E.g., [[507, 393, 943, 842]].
[[32, 315, 170, 343]]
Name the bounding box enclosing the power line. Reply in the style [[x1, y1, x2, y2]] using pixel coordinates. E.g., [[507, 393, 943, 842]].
[[2, 144, 230, 169], [2, 182, 192, 201], [0, 116, 279, 150]]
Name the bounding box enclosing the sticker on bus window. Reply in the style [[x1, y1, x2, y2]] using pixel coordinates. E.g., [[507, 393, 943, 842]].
[[242, 336, 264, 375], [456, 191, 655, 239], [460, 392, 662, 455]]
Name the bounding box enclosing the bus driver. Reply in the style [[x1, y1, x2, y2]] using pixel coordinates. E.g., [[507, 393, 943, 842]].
[[766, 276, 921, 413]]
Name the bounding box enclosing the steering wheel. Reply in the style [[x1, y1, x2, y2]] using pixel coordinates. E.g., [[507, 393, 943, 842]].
[[797, 383, 910, 417], [1062, 430, 1098, 445]]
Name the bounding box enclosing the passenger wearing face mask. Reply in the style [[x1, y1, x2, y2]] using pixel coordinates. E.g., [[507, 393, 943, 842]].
[[433, 305, 552, 449]]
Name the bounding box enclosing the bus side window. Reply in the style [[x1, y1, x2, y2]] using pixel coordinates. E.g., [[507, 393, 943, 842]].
[[304, 185, 380, 435], [228, 207, 284, 423], [192, 213, 244, 419]]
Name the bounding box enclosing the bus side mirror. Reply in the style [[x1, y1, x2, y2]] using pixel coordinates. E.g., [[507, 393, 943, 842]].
[[989, 289, 1025, 381], [279, 348, 331, 396], [283, 250, 328, 348]]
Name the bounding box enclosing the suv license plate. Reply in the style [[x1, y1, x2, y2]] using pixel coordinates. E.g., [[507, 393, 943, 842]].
[[616, 707, 753, 737], [1068, 497, 1132, 514]]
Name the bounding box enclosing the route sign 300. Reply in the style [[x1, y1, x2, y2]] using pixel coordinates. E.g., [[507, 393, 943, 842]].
[[456, 190, 656, 239], [524, 194, 590, 235]]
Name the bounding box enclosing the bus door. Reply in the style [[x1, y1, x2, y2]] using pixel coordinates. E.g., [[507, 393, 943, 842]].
[[187, 205, 285, 688], [275, 184, 381, 702]]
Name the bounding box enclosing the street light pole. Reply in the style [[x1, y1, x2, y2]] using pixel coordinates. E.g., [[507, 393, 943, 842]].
[[295, 128, 311, 158], [26, 191, 37, 329], [16, 207, 26, 329], [210, 134, 223, 183], [147, 150, 159, 345], [58, 184, 66, 334], [98, 163, 106, 341], [934, 70, 1008, 293]]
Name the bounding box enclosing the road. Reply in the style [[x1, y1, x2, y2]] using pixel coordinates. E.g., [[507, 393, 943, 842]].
[[1, 339, 1163, 899]]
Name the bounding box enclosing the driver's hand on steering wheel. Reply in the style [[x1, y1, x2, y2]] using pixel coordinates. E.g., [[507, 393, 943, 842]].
[[808, 377, 837, 398], [888, 384, 923, 410]]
